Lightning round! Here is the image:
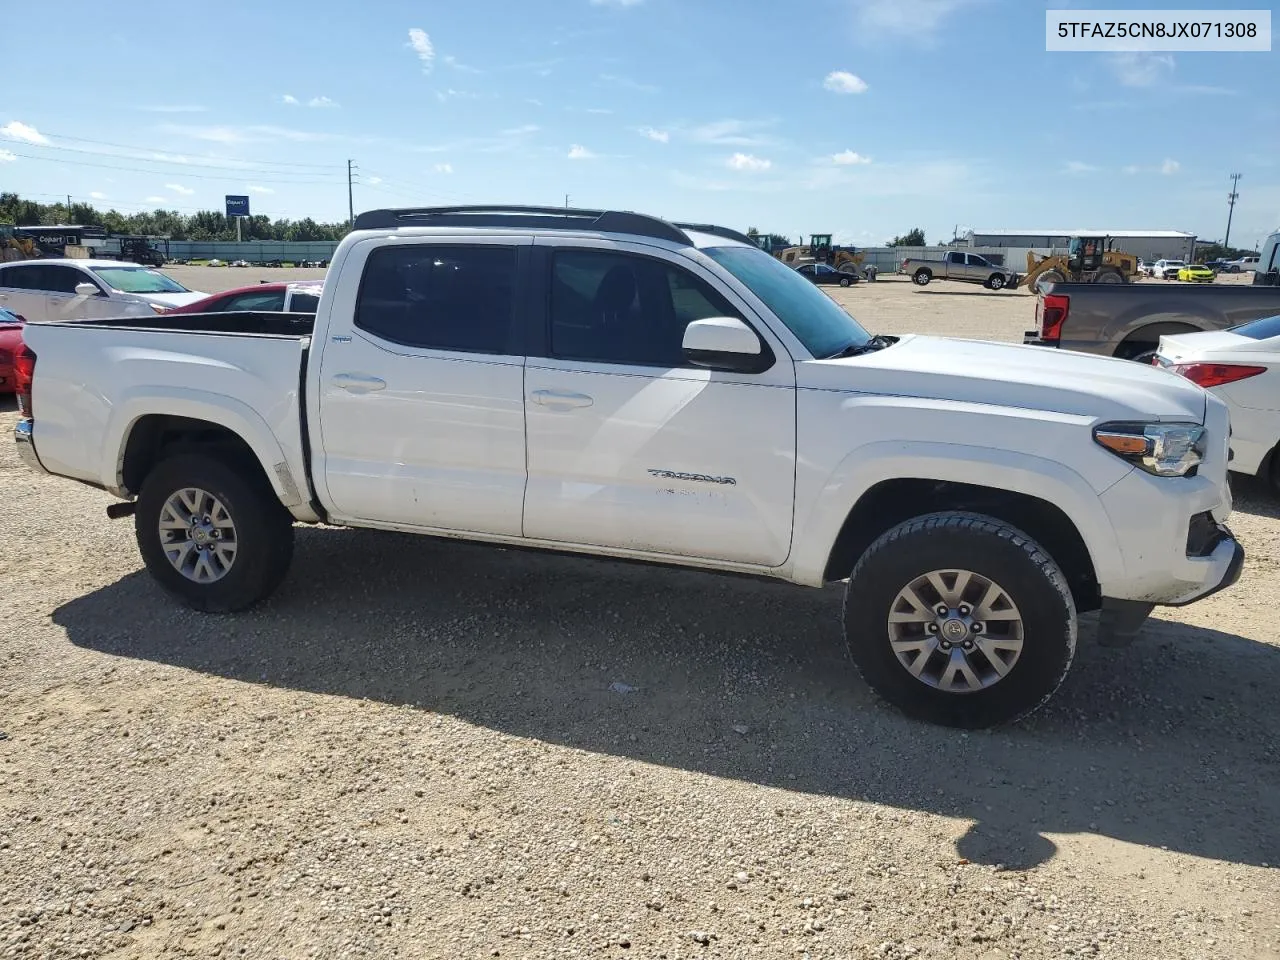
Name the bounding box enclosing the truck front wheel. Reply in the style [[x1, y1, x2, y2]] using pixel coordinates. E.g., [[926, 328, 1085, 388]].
[[912, 269, 932, 285], [135, 453, 295, 612], [843, 512, 1076, 728]]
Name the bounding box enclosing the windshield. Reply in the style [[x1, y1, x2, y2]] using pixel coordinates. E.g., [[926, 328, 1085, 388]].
[[1230, 314, 1280, 341], [703, 246, 870, 358], [90, 266, 189, 294]]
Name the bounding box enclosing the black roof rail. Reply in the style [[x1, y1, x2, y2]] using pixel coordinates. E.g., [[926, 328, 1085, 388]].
[[673, 222, 757, 246], [352, 205, 693, 245]]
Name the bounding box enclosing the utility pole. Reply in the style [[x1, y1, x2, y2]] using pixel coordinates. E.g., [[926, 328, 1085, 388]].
[[347, 160, 356, 226], [1224, 172, 1242, 250], [67, 194, 71, 222], [564, 194, 570, 209]]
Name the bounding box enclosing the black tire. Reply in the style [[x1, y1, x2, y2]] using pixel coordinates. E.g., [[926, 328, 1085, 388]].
[[913, 269, 932, 286], [842, 512, 1076, 728], [1115, 340, 1159, 364], [839, 276, 852, 287], [986, 273, 1006, 291], [1095, 269, 1124, 284], [135, 453, 295, 613]]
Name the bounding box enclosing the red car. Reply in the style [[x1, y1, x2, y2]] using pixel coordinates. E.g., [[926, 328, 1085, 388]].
[[0, 306, 26, 394], [164, 280, 323, 315]]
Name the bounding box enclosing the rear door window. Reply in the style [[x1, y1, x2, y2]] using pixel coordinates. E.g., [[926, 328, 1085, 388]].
[[287, 291, 321, 313], [1230, 314, 1280, 340], [221, 290, 287, 312], [33, 265, 90, 294], [355, 244, 518, 354]]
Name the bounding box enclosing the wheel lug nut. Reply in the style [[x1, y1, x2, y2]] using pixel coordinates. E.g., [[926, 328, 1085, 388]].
[[971, 622, 983, 633], [958, 605, 970, 616], [928, 623, 939, 633], [935, 605, 948, 616]]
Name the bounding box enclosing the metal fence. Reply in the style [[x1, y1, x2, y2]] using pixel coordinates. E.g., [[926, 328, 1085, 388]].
[[164, 240, 341, 262], [859, 246, 1065, 274]]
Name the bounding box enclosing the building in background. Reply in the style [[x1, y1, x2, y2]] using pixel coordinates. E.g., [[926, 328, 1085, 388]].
[[964, 229, 1196, 263]]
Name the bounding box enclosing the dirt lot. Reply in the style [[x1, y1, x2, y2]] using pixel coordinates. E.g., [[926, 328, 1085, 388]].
[[1, 270, 1277, 959]]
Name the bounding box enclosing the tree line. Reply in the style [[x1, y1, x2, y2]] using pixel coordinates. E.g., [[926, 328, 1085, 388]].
[[0, 193, 350, 242]]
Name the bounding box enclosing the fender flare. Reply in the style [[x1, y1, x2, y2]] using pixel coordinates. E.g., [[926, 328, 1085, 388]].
[[789, 440, 1126, 588], [102, 387, 304, 507]]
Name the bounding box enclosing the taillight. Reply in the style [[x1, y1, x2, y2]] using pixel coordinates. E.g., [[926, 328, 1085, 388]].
[[14, 345, 35, 416], [1169, 362, 1267, 388], [1039, 293, 1070, 343]]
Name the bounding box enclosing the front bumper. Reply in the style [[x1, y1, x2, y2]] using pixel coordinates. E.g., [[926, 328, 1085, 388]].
[[14, 418, 47, 475]]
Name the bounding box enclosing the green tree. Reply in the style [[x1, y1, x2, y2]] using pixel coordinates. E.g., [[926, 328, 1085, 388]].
[[888, 228, 926, 247]]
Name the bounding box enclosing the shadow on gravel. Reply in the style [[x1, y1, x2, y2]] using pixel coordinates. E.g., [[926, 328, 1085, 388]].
[[1231, 474, 1280, 519], [912, 289, 1026, 298], [0, 395, 16, 413], [55, 526, 1280, 871]]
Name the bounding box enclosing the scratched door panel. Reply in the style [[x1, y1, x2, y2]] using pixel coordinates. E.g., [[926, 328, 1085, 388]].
[[522, 362, 796, 566]]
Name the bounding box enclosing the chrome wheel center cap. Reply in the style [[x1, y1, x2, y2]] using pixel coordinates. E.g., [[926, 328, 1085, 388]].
[[941, 618, 969, 642]]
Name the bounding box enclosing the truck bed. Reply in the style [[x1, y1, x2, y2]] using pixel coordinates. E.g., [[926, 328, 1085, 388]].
[[1027, 281, 1280, 357], [20, 311, 313, 503]]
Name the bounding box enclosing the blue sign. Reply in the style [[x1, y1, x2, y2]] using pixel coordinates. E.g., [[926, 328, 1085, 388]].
[[225, 195, 251, 218]]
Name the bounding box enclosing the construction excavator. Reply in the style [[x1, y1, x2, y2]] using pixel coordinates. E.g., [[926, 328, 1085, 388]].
[[1020, 235, 1141, 289], [777, 234, 865, 273], [0, 223, 39, 262]]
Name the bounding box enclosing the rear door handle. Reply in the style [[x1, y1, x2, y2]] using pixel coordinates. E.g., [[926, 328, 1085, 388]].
[[530, 389, 594, 409], [332, 373, 386, 394]]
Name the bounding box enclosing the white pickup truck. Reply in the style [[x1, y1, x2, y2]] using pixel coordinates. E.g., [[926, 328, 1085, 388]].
[[13, 205, 1244, 728]]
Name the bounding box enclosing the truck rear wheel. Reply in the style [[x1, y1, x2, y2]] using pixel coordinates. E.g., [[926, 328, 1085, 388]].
[[842, 512, 1076, 728], [912, 269, 932, 285], [135, 453, 295, 612]]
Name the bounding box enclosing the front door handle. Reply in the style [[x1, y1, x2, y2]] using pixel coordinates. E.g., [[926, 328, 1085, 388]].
[[332, 373, 386, 394], [530, 389, 594, 409]]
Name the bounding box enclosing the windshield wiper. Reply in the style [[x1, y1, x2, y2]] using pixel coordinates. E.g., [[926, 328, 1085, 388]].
[[826, 334, 897, 359]]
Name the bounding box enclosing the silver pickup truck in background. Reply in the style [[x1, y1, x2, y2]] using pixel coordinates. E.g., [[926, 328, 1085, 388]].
[[1024, 278, 1280, 362], [899, 251, 1020, 291]]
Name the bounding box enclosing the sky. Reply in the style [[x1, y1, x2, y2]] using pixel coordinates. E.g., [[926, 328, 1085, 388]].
[[1, 0, 1277, 249]]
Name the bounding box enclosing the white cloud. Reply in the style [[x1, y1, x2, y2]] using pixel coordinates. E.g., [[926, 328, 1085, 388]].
[[163, 123, 337, 144], [443, 54, 481, 74], [1123, 164, 1142, 175], [280, 94, 299, 105], [1161, 158, 1180, 175], [832, 149, 871, 165], [590, 0, 643, 5], [688, 119, 773, 146], [0, 121, 48, 145], [308, 96, 338, 108], [0, 149, 14, 163], [727, 152, 771, 172], [408, 28, 435, 72], [143, 196, 166, 204], [855, 0, 973, 38], [585, 108, 614, 115], [248, 185, 275, 194], [823, 71, 868, 94], [639, 126, 669, 143], [89, 191, 108, 200], [502, 124, 540, 136], [433, 163, 453, 174], [1065, 160, 1100, 174], [151, 152, 191, 164], [1109, 52, 1175, 87], [568, 144, 597, 160], [165, 183, 195, 196], [599, 73, 658, 93]]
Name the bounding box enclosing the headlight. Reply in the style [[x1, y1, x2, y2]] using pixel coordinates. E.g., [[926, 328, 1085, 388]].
[[149, 303, 168, 314], [1093, 421, 1206, 477]]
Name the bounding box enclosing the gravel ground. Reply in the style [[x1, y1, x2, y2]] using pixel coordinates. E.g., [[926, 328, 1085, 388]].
[[1, 272, 1277, 959]]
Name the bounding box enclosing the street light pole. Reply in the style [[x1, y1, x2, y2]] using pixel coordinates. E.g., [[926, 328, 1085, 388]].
[[1224, 173, 1242, 249]]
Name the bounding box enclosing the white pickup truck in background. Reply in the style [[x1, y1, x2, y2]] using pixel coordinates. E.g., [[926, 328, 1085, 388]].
[[13, 205, 1244, 728]]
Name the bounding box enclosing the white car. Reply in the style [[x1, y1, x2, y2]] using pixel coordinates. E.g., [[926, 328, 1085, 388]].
[[13, 205, 1243, 728], [1156, 314, 1280, 491], [1224, 255, 1260, 274], [1152, 259, 1186, 281], [0, 259, 206, 322]]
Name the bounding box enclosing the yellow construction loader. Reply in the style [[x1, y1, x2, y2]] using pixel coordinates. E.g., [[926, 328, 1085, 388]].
[[1021, 235, 1141, 289], [778, 234, 864, 273], [0, 224, 38, 262]]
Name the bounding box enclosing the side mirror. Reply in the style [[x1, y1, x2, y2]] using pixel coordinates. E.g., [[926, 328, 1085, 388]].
[[682, 317, 770, 373], [74, 282, 100, 297]]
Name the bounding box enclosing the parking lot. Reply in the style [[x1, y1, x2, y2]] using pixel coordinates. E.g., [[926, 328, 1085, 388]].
[[1, 269, 1277, 959]]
